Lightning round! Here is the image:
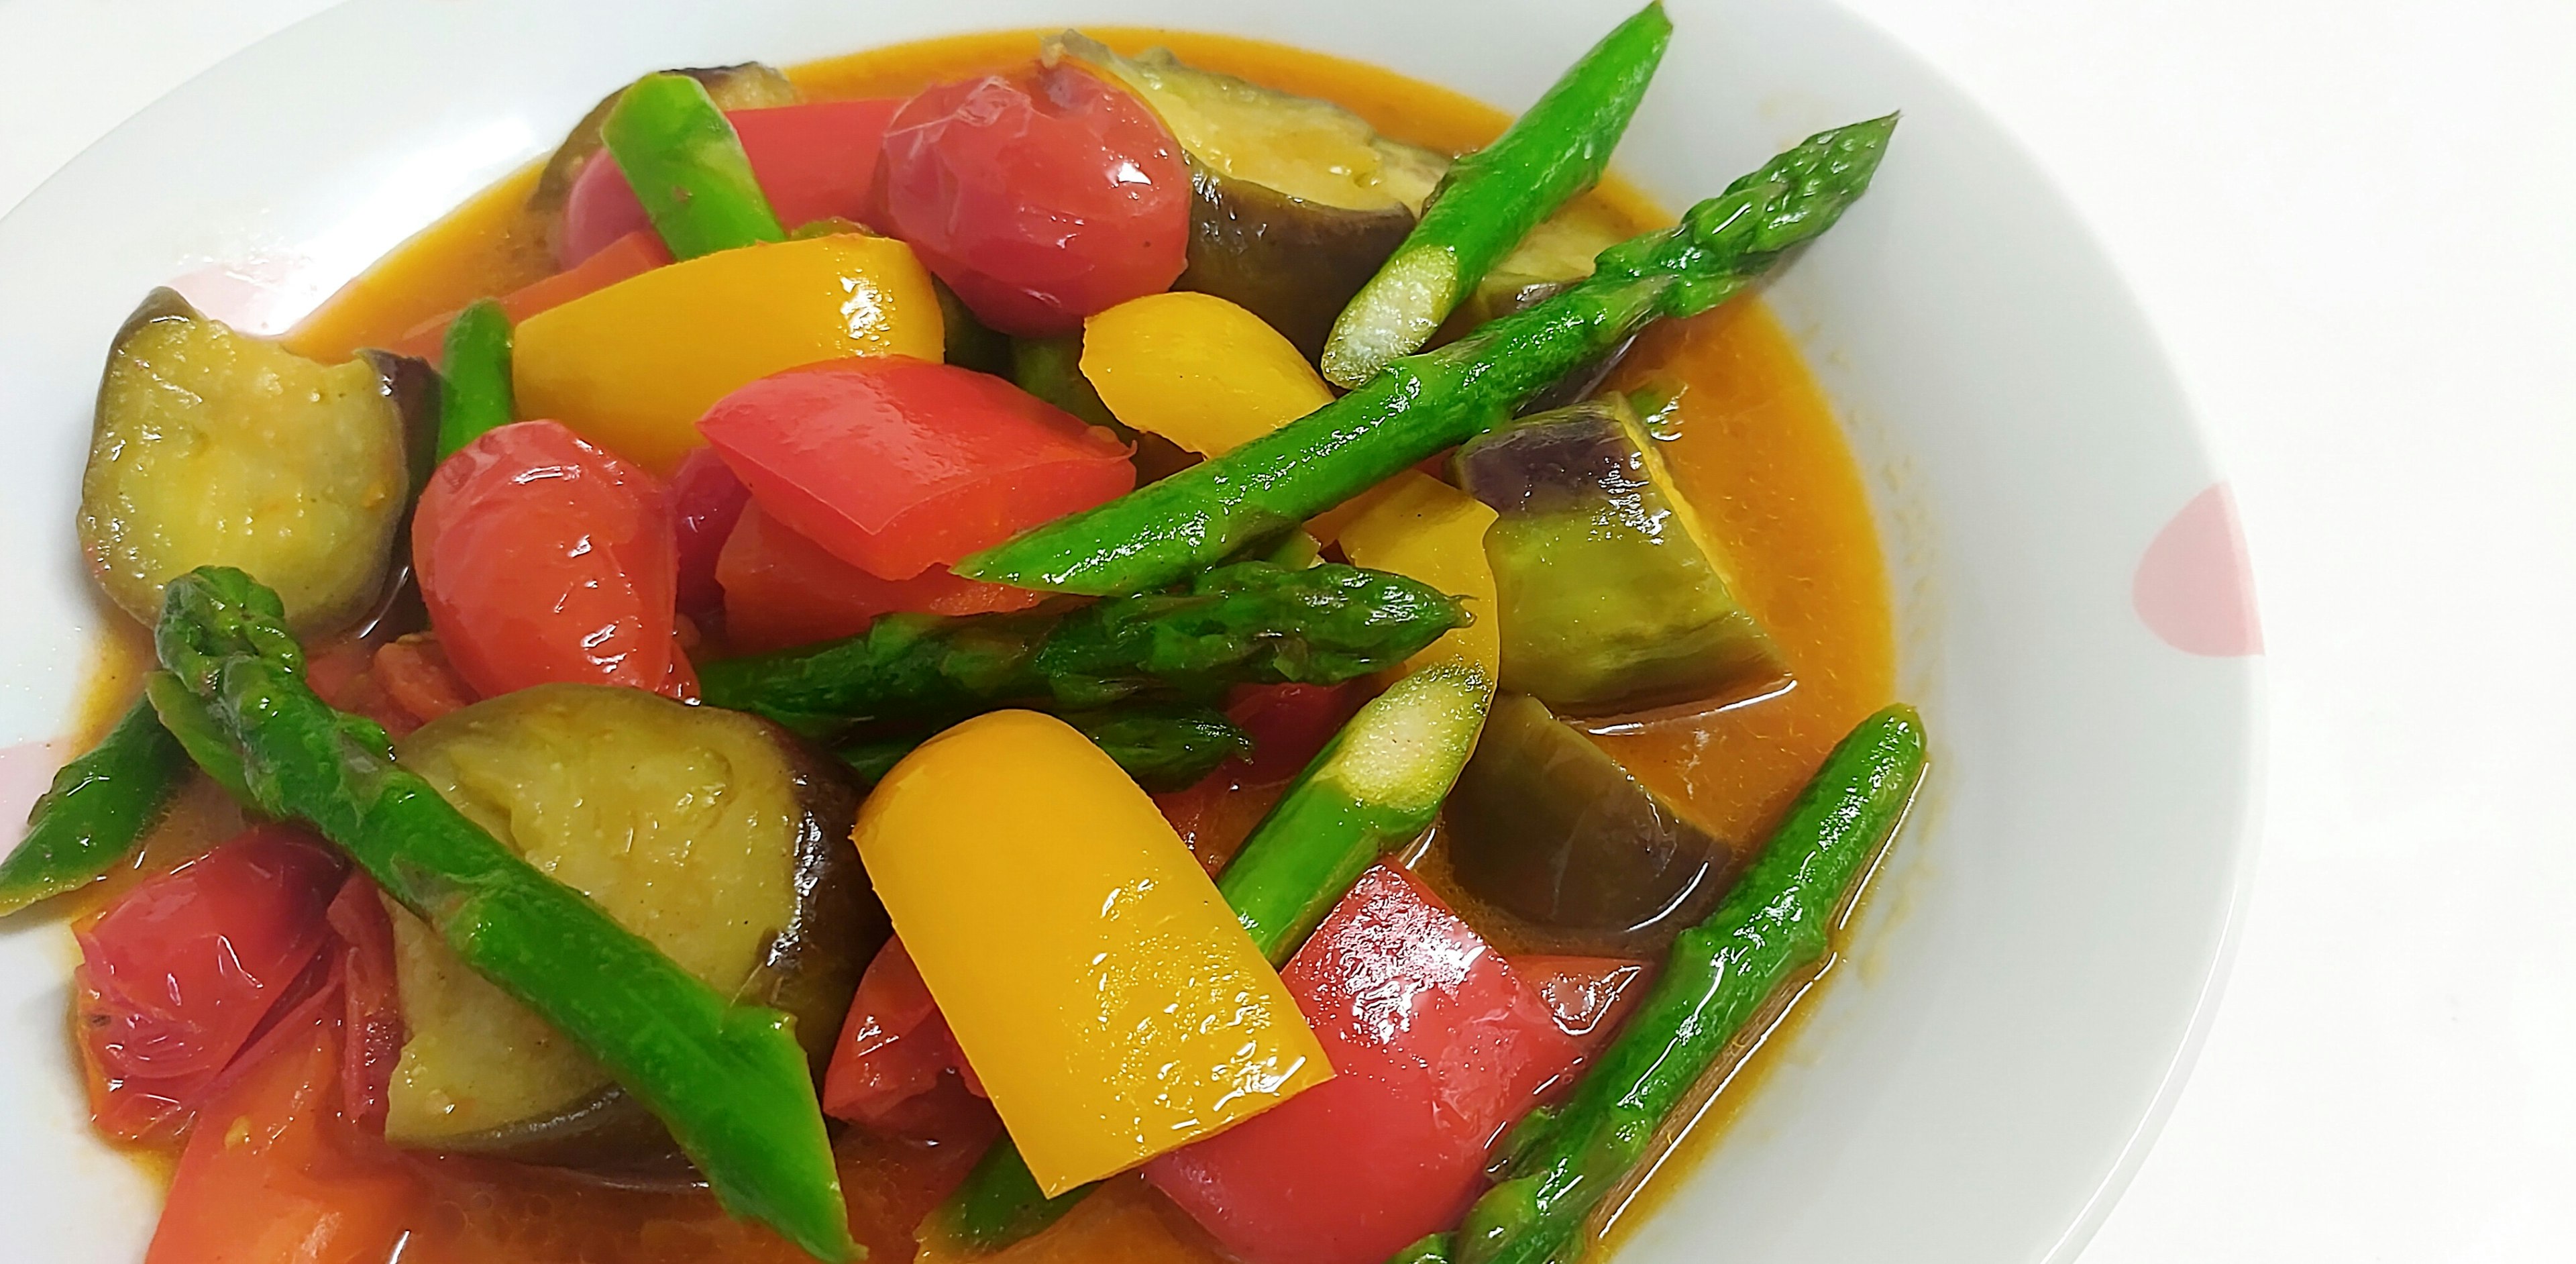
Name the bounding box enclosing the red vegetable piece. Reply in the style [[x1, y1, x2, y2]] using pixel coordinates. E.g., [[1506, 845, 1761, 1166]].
[[372, 635, 476, 729], [144, 990, 417, 1264], [669, 444, 753, 625], [559, 99, 907, 266], [74, 825, 349, 1144], [876, 66, 1189, 335], [715, 502, 1044, 653], [390, 229, 671, 360], [326, 874, 404, 1137], [1144, 864, 1585, 1264], [698, 358, 1134, 582], [823, 939, 997, 1142], [1513, 955, 1652, 1055], [1226, 682, 1366, 784], [414, 420, 692, 698]]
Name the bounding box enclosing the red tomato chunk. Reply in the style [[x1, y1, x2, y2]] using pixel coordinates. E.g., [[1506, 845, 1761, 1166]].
[[1145, 864, 1585, 1264], [414, 420, 694, 698], [74, 825, 348, 1143], [823, 939, 996, 1145], [876, 66, 1189, 335], [667, 444, 754, 625], [716, 501, 1042, 653], [561, 99, 908, 265], [698, 358, 1134, 582]]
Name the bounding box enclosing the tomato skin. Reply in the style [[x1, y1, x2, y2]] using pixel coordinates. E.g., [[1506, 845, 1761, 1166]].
[[413, 420, 690, 698], [877, 66, 1189, 335], [716, 501, 1042, 652], [560, 99, 907, 266], [1513, 955, 1652, 1056], [669, 443, 754, 625], [74, 825, 349, 1144], [698, 358, 1134, 582], [325, 874, 404, 1137], [822, 939, 997, 1143], [1144, 865, 1584, 1264]]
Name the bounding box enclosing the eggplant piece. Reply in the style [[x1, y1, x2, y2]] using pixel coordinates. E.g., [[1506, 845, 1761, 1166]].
[[79, 288, 431, 637], [1442, 692, 1727, 951], [527, 62, 802, 217], [381, 684, 881, 1173], [1049, 34, 1450, 358], [1455, 394, 1788, 717]]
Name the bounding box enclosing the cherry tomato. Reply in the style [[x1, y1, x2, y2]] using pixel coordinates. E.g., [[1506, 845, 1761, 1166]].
[[716, 501, 1041, 653], [74, 825, 348, 1143], [877, 66, 1189, 335], [698, 358, 1134, 582], [559, 99, 907, 266], [668, 443, 753, 625], [413, 420, 691, 698], [1144, 864, 1584, 1264]]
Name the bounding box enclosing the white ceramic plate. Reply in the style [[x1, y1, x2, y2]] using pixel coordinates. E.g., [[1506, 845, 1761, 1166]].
[[0, 1, 2261, 1260]]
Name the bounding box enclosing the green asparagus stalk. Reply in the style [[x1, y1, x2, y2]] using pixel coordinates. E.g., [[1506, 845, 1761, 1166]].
[[837, 704, 1250, 790], [700, 561, 1464, 730], [920, 659, 1496, 1254], [154, 566, 855, 1263], [435, 298, 515, 460], [143, 672, 251, 802], [959, 114, 1897, 597], [602, 72, 787, 260], [0, 696, 189, 916], [1322, 2, 1672, 387], [1418, 704, 1927, 1264]]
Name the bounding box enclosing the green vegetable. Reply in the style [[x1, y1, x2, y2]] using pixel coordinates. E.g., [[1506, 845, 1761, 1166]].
[[1436, 704, 1927, 1264], [152, 566, 855, 1262], [837, 705, 1250, 791], [936, 278, 1014, 376], [922, 659, 1495, 1253], [601, 72, 787, 260], [1391, 1234, 1456, 1264], [435, 299, 515, 460], [0, 697, 189, 916], [1321, 2, 1672, 386], [1012, 333, 1122, 432], [959, 113, 1898, 597], [143, 672, 250, 802], [700, 560, 1464, 731]]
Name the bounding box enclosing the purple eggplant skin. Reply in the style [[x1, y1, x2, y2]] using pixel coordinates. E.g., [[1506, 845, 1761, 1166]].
[[1441, 692, 1729, 953]]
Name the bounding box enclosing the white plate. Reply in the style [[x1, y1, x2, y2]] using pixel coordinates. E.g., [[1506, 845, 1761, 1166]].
[[0, 1, 2260, 1260]]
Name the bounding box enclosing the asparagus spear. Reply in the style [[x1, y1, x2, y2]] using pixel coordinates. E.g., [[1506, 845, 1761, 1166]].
[[920, 659, 1496, 1253], [602, 72, 786, 260], [699, 561, 1464, 730], [435, 298, 515, 460], [837, 704, 1251, 790], [959, 115, 1898, 597], [1322, 2, 1672, 386], [0, 696, 188, 916], [1413, 704, 1927, 1264], [153, 566, 855, 1262]]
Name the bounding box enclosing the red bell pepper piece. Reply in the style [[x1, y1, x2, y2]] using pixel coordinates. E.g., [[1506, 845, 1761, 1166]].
[[74, 825, 349, 1145], [1144, 864, 1585, 1264], [559, 99, 908, 266], [388, 229, 672, 359], [714, 501, 1043, 653], [822, 939, 996, 1144], [697, 358, 1134, 582]]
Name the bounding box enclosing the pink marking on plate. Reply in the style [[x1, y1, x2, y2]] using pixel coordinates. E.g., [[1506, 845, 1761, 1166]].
[[0, 737, 71, 848], [2133, 482, 2261, 656]]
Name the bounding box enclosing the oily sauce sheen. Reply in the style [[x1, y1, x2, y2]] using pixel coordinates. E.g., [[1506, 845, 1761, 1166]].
[[91, 28, 1893, 1263]]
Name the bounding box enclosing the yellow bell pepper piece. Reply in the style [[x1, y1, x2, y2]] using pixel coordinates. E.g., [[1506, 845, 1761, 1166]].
[[1079, 292, 1334, 456], [853, 710, 1330, 1195], [513, 233, 943, 473], [1334, 471, 1501, 677]]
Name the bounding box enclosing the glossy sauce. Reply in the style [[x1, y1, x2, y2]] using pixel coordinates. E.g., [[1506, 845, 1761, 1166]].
[[80, 28, 1892, 1263]]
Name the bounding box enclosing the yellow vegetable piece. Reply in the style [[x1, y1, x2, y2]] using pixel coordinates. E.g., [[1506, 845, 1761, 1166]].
[[853, 710, 1330, 1194], [1079, 291, 1335, 456], [513, 233, 943, 473], [1335, 471, 1501, 677]]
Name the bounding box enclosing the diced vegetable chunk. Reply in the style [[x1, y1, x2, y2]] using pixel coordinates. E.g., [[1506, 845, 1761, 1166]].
[[716, 502, 1044, 653], [878, 64, 1191, 335], [511, 233, 943, 474], [383, 684, 877, 1169], [529, 62, 802, 217], [412, 421, 690, 698], [389, 229, 674, 360], [822, 938, 992, 1139], [600, 72, 787, 259], [667, 444, 753, 625], [854, 710, 1330, 1195], [563, 98, 905, 266], [698, 358, 1134, 582], [82, 288, 426, 635], [1081, 292, 1336, 456], [1144, 864, 1582, 1264], [1334, 472, 1501, 676]]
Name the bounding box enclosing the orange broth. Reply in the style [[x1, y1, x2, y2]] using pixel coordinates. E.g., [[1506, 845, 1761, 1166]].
[[74, 26, 1892, 1264]]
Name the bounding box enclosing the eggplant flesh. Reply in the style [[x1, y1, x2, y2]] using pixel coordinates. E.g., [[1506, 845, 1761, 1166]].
[[1456, 395, 1788, 718], [1443, 693, 1727, 952], [80, 288, 429, 638], [1051, 34, 1450, 358], [383, 684, 881, 1175], [528, 62, 802, 217]]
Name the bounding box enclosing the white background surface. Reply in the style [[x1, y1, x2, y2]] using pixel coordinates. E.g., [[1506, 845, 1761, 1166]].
[[0, 1, 2568, 1261]]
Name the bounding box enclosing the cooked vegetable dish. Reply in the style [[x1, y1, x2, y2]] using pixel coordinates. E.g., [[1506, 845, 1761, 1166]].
[[4, 9, 1923, 1263]]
